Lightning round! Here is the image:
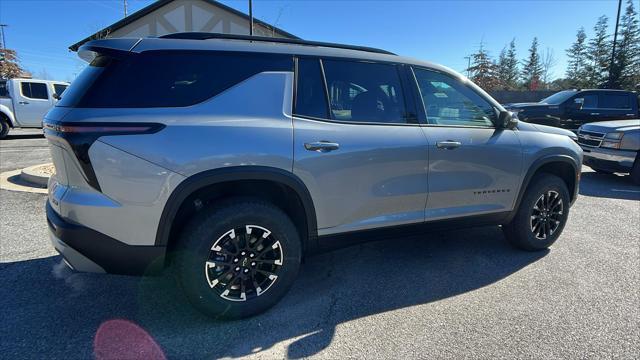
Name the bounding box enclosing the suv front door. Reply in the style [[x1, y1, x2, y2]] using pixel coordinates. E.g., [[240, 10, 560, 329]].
[[293, 58, 429, 235], [411, 67, 522, 220], [14, 81, 52, 127]]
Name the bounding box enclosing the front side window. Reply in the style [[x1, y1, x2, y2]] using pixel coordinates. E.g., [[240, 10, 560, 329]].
[[295, 58, 328, 119], [413, 68, 495, 127], [0, 80, 8, 97], [21, 82, 48, 100], [581, 94, 598, 109], [322, 59, 408, 124], [600, 94, 630, 109]]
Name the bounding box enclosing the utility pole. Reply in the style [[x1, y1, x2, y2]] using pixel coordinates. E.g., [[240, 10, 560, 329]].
[[0, 24, 7, 49], [123, 0, 128, 18], [608, 0, 622, 87], [464, 56, 471, 77], [249, 0, 254, 36]]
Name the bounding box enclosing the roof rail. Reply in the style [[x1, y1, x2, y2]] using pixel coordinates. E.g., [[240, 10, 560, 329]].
[[158, 32, 396, 56]]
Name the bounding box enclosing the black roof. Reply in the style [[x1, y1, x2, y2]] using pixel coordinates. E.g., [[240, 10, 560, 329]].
[[69, 0, 299, 51]]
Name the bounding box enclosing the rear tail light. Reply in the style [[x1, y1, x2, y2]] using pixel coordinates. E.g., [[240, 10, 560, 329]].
[[43, 121, 165, 191]]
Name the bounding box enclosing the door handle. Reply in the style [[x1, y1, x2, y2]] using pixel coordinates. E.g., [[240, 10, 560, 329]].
[[590, 113, 600, 116], [18, 101, 29, 105], [436, 140, 462, 150], [304, 141, 340, 152]]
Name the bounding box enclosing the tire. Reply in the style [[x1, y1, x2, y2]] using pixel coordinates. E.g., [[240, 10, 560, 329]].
[[0, 119, 9, 140], [631, 153, 640, 186], [174, 198, 302, 319], [503, 174, 570, 251]]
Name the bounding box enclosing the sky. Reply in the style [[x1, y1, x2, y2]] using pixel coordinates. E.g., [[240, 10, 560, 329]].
[[0, 0, 623, 82]]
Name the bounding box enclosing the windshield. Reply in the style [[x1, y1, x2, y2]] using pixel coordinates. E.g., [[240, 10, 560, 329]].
[[539, 90, 577, 105]]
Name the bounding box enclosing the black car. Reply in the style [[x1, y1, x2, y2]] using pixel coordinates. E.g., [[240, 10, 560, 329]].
[[505, 89, 639, 131]]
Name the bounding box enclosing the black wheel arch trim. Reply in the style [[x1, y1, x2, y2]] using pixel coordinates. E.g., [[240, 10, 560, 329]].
[[507, 154, 579, 223], [155, 166, 319, 253]]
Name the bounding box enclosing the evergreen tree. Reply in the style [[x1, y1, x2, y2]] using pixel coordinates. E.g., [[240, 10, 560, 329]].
[[522, 37, 543, 90], [496, 39, 519, 89], [585, 16, 610, 88], [610, 0, 640, 89], [466, 42, 501, 91], [565, 28, 588, 87]]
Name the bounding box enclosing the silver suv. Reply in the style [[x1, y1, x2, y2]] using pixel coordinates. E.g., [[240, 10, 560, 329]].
[[44, 34, 582, 319]]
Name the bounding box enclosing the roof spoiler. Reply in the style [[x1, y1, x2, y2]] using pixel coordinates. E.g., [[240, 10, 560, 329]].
[[77, 38, 142, 63]]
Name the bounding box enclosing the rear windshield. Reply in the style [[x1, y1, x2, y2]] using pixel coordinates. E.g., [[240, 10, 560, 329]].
[[58, 51, 292, 108]]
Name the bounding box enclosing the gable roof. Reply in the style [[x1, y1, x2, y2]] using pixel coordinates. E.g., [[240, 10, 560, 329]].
[[69, 0, 299, 51]]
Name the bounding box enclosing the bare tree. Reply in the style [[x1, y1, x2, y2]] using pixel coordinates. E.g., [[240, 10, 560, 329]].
[[541, 47, 557, 89]]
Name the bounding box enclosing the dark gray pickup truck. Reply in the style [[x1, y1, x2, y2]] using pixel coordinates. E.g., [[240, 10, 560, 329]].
[[505, 89, 639, 131], [577, 119, 640, 184]]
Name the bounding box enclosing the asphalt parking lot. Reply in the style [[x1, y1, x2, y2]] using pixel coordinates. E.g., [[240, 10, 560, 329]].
[[1, 129, 639, 359]]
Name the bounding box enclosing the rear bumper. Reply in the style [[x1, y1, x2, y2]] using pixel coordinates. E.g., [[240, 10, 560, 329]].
[[581, 146, 637, 173], [46, 201, 166, 275]]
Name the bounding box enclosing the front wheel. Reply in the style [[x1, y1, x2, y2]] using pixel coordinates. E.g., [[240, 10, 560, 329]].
[[0, 119, 9, 139], [503, 174, 570, 251], [174, 199, 302, 319]]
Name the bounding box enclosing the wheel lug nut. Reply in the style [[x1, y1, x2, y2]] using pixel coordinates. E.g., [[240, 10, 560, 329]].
[[235, 267, 240, 271], [249, 253, 255, 258], [243, 268, 249, 273], [241, 251, 246, 256], [251, 262, 256, 267], [233, 258, 239, 263]]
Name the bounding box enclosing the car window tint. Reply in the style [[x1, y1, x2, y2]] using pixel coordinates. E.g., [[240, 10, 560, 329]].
[[295, 58, 328, 119], [53, 84, 68, 96], [322, 59, 408, 124], [21, 82, 49, 100], [62, 51, 292, 108], [0, 80, 8, 97], [582, 94, 598, 109], [413, 68, 495, 127], [600, 94, 630, 109]]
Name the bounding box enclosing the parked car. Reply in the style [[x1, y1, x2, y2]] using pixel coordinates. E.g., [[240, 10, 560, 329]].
[[44, 34, 582, 319], [577, 119, 640, 184], [505, 89, 640, 131], [0, 78, 69, 139]]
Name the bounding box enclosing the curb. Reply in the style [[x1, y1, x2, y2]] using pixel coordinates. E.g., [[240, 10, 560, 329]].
[[20, 164, 52, 187], [0, 169, 48, 194]]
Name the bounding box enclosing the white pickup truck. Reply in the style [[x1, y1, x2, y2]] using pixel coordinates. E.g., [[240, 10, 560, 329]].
[[0, 78, 69, 139]]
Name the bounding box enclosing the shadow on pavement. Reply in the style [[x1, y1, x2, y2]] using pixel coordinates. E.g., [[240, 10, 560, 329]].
[[0, 226, 546, 359], [1, 133, 44, 140], [579, 171, 640, 201]]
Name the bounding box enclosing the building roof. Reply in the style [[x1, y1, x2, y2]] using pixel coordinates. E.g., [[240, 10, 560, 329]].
[[69, 0, 299, 51]]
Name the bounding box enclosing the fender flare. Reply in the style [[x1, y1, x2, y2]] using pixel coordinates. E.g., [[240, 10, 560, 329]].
[[0, 105, 17, 127], [507, 154, 579, 222], [155, 166, 318, 251]]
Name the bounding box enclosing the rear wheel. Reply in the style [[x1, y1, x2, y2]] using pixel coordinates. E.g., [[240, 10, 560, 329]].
[[503, 174, 570, 251], [0, 118, 9, 139], [174, 198, 302, 319]]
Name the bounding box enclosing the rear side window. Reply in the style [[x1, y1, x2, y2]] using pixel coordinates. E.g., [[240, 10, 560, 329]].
[[322, 59, 408, 123], [21, 82, 49, 100], [295, 58, 328, 119], [60, 51, 292, 108], [600, 93, 631, 109]]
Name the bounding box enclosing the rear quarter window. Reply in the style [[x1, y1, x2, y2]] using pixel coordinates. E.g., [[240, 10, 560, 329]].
[[60, 51, 293, 108]]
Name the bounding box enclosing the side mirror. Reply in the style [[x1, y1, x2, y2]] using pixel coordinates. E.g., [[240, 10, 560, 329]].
[[52, 93, 61, 100], [572, 98, 584, 110], [499, 110, 518, 129]]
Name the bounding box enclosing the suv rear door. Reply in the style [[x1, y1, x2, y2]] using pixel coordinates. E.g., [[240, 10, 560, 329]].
[[293, 57, 429, 235], [410, 67, 522, 220], [596, 92, 637, 121]]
